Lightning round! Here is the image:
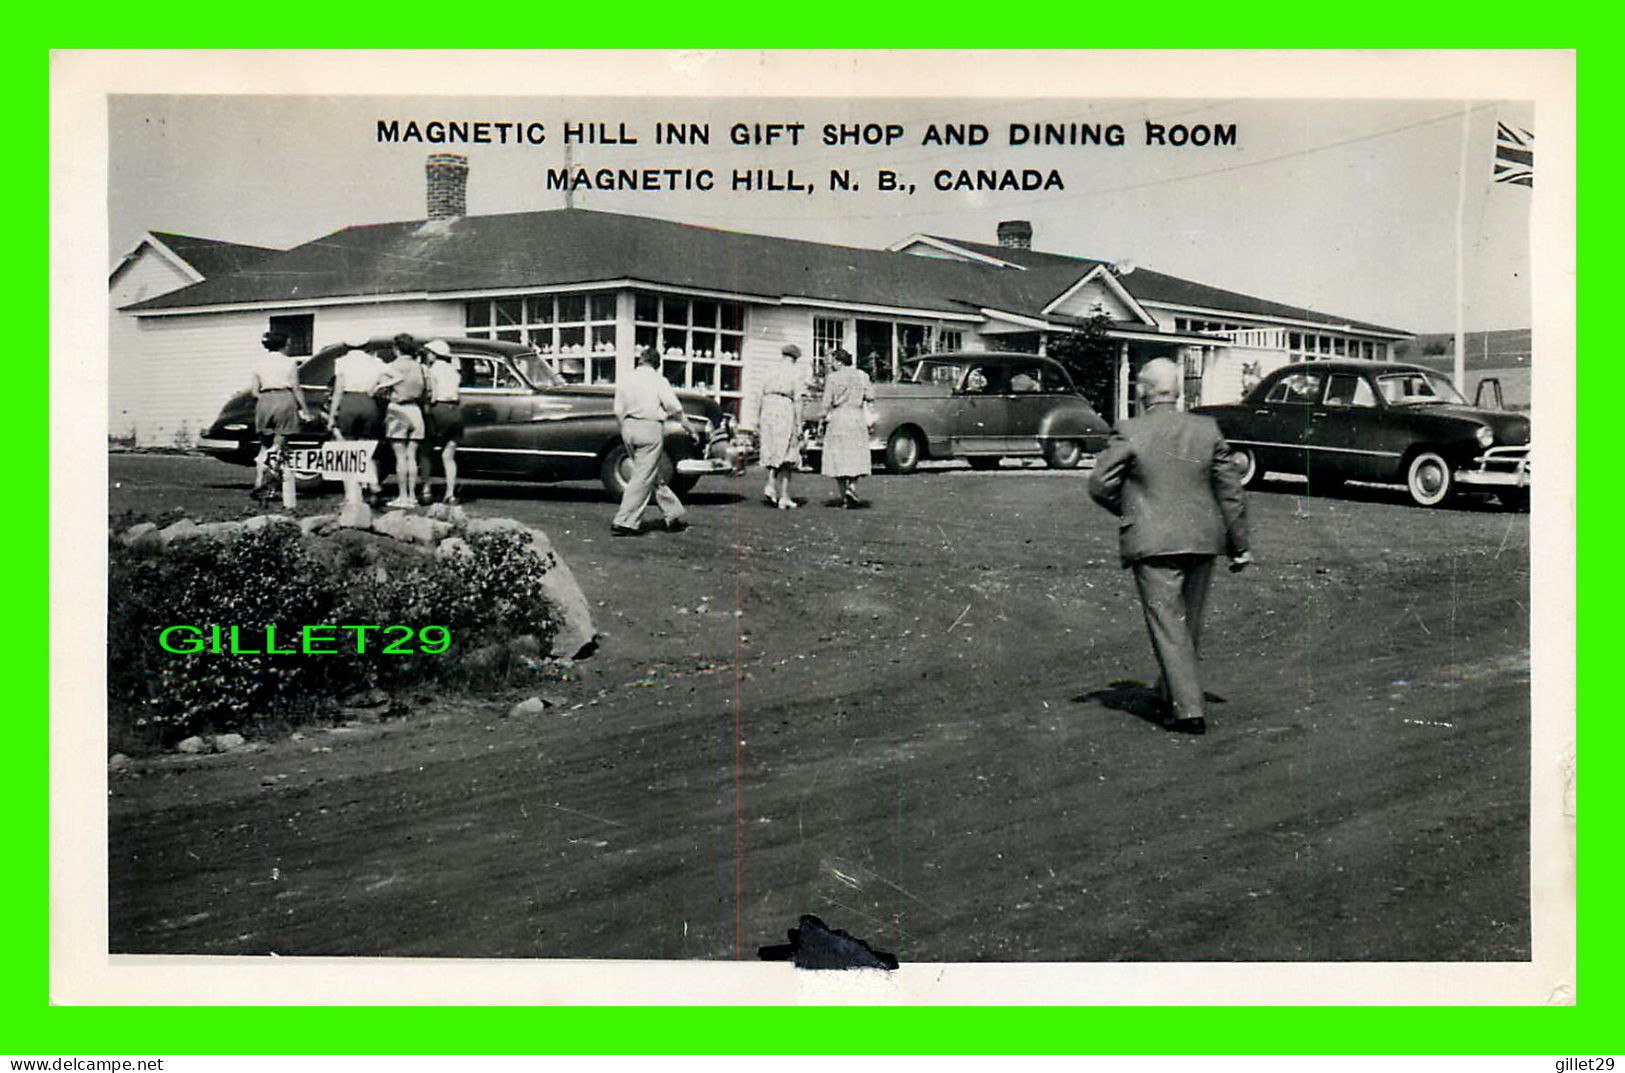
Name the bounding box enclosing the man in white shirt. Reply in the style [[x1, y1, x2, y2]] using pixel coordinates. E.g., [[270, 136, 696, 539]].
[[611, 346, 704, 535]]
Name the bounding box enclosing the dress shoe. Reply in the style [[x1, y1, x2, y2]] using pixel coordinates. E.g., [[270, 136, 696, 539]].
[[610, 525, 644, 537], [664, 517, 689, 533], [1168, 717, 1206, 735]]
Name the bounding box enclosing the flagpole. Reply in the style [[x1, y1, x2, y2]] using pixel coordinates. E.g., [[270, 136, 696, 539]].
[[1454, 101, 1471, 391]]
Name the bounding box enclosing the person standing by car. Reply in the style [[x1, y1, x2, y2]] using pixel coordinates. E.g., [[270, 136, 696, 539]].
[[421, 338, 464, 505], [611, 345, 704, 536], [819, 347, 874, 508], [250, 329, 312, 503], [748, 343, 809, 509], [326, 342, 387, 504], [1087, 358, 1252, 735], [374, 334, 428, 508]]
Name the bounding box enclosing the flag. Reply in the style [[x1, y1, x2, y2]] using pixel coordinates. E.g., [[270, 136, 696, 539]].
[[1494, 122, 1533, 188]]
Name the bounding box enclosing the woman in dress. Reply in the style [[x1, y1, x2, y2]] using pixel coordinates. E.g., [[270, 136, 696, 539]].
[[749, 343, 807, 509], [819, 347, 874, 507], [250, 330, 312, 501]]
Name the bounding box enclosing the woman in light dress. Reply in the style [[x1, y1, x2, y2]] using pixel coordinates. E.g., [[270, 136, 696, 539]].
[[749, 343, 808, 509], [819, 347, 874, 508]]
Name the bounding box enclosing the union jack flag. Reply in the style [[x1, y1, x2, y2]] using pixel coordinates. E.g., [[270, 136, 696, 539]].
[[1494, 122, 1533, 188]]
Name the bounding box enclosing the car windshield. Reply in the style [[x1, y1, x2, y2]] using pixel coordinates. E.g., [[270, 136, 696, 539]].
[[908, 359, 965, 386], [505, 349, 562, 388], [1377, 369, 1466, 406]]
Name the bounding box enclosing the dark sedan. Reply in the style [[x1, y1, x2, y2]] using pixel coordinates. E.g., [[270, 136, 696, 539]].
[[1193, 359, 1530, 508], [199, 337, 742, 496]]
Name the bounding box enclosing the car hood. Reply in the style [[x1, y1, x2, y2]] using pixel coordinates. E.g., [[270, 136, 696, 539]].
[[1409, 404, 1531, 445]]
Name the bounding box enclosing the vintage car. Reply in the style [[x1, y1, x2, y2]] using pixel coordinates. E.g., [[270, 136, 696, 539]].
[[199, 337, 743, 496], [805, 351, 1111, 474], [1192, 359, 1531, 509]]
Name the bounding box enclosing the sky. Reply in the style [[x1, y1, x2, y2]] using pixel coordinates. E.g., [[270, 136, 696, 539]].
[[108, 94, 1536, 333]]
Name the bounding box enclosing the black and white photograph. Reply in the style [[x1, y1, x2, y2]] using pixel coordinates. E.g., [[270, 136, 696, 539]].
[[52, 50, 1574, 1003]]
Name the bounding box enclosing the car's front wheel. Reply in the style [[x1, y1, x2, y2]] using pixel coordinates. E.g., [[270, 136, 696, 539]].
[[885, 428, 923, 475], [1042, 439, 1085, 469], [1405, 450, 1454, 507], [600, 443, 693, 498]]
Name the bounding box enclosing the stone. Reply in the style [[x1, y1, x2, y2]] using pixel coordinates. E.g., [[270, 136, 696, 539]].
[[342, 707, 383, 725], [462, 642, 506, 672], [157, 518, 199, 547], [341, 687, 389, 708], [300, 514, 339, 536], [175, 735, 210, 754], [508, 696, 551, 718], [243, 514, 298, 536], [211, 732, 247, 751], [372, 510, 453, 547], [424, 502, 468, 529], [466, 518, 597, 659], [338, 500, 374, 530], [108, 752, 131, 771], [435, 536, 473, 561], [120, 522, 158, 547]]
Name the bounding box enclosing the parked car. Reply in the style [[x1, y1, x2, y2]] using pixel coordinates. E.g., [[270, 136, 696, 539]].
[[805, 351, 1111, 474], [199, 337, 744, 496], [1192, 359, 1531, 509]]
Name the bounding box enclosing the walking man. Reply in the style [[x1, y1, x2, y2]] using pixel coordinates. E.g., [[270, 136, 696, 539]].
[[1087, 358, 1252, 735], [611, 345, 705, 536]]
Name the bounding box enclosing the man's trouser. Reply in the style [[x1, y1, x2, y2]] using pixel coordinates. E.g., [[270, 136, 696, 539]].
[[1131, 553, 1216, 721], [612, 417, 685, 530]]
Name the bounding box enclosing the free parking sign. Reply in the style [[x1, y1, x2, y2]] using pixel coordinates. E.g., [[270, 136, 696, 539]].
[[284, 441, 379, 481]]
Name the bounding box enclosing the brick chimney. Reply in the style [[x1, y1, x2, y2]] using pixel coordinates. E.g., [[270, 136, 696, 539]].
[[425, 153, 469, 220], [997, 219, 1033, 250]]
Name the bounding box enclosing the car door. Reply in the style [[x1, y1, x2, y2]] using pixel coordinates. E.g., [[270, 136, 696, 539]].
[[952, 362, 1011, 457], [1241, 369, 1324, 477], [1307, 371, 1390, 482], [1003, 360, 1051, 457], [455, 355, 541, 477]]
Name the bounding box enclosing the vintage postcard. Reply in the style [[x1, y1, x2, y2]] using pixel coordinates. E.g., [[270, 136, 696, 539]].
[[50, 49, 1575, 1004]]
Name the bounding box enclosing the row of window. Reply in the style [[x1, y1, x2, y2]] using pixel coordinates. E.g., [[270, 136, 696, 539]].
[[1180, 320, 1393, 363], [813, 316, 965, 383]]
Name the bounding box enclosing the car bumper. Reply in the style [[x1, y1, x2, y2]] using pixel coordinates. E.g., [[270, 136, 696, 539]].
[[1454, 446, 1530, 489]]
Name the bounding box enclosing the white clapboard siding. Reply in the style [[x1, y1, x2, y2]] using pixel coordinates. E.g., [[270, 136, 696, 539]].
[[109, 251, 195, 442], [738, 304, 811, 426], [1200, 345, 1292, 406]]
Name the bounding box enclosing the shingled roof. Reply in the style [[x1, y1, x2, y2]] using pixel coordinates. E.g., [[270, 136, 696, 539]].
[[146, 231, 284, 279], [125, 208, 1408, 337], [926, 236, 1410, 336]]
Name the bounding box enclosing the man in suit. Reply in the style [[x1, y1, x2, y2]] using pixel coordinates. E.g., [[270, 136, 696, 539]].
[[1087, 358, 1252, 734]]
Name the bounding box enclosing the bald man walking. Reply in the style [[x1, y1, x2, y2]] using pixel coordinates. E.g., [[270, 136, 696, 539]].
[[1088, 358, 1252, 734]]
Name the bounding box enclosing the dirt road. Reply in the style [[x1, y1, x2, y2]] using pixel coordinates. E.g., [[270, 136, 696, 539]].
[[107, 454, 1532, 961]]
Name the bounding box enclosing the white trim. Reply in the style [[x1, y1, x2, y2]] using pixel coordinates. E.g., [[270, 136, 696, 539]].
[[978, 306, 1052, 331], [1040, 264, 1157, 326], [1141, 299, 1412, 340], [130, 292, 432, 317], [1103, 325, 1216, 345], [109, 233, 207, 288], [886, 234, 1027, 270], [780, 296, 983, 322], [438, 278, 783, 307], [457, 446, 600, 458]]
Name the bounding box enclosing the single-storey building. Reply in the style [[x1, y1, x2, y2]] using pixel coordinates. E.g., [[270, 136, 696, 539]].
[[114, 154, 1410, 446]]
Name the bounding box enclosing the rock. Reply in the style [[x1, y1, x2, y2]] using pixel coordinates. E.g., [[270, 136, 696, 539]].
[[300, 513, 339, 536], [507, 634, 543, 658], [338, 500, 373, 530], [462, 642, 506, 672], [424, 502, 468, 529], [243, 514, 298, 536], [341, 687, 389, 708], [508, 696, 551, 718], [119, 522, 158, 547], [342, 706, 383, 724], [108, 752, 131, 771], [436, 536, 472, 561], [211, 732, 247, 751], [372, 510, 453, 547], [466, 518, 597, 659], [175, 735, 210, 754], [157, 518, 199, 547]]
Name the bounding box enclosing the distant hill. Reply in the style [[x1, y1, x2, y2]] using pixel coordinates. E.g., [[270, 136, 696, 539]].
[[1393, 329, 1532, 372]]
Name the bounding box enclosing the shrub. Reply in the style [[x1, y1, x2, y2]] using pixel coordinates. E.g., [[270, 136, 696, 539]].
[[108, 526, 561, 748]]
